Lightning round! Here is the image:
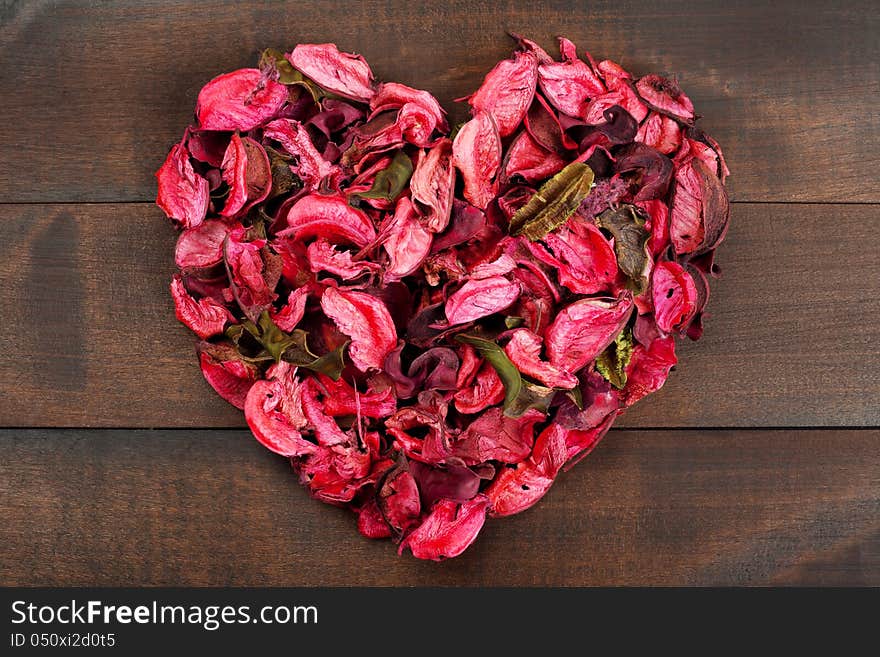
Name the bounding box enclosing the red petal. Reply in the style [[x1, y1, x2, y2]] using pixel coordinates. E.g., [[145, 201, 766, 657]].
[[220, 134, 272, 217], [170, 274, 231, 339], [263, 119, 340, 191], [320, 287, 397, 372], [504, 328, 578, 389], [279, 193, 377, 247], [383, 197, 433, 280], [357, 499, 392, 539], [308, 239, 381, 280], [537, 38, 605, 118], [525, 224, 617, 295], [636, 112, 683, 155], [502, 131, 567, 184], [452, 110, 501, 210], [399, 495, 490, 560], [546, 293, 634, 372], [155, 143, 209, 229], [622, 336, 677, 406], [651, 261, 698, 333], [244, 367, 316, 457], [224, 227, 276, 322], [445, 275, 521, 325], [197, 344, 258, 410], [453, 362, 505, 414], [468, 50, 538, 137], [175, 219, 232, 271], [411, 138, 455, 232], [288, 43, 375, 102], [271, 286, 309, 332], [196, 68, 288, 131], [455, 408, 544, 465], [317, 374, 397, 419]]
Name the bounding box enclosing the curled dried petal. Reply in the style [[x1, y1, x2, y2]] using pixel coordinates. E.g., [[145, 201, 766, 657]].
[[156, 143, 209, 229], [411, 138, 455, 232], [321, 287, 397, 372], [288, 43, 375, 102], [220, 134, 272, 217], [468, 50, 538, 137], [399, 495, 490, 560], [196, 68, 288, 131], [445, 275, 521, 325], [279, 193, 377, 247], [452, 110, 501, 210], [504, 328, 578, 389], [546, 293, 634, 373], [170, 274, 232, 339], [652, 261, 698, 333], [635, 74, 695, 122]]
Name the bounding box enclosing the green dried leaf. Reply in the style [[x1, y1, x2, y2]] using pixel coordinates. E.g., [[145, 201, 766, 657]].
[[226, 312, 346, 379], [265, 146, 302, 199], [595, 204, 651, 294], [259, 48, 302, 85], [455, 334, 556, 417], [504, 316, 525, 329], [595, 328, 634, 389], [350, 150, 413, 202], [509, 162, 595, 240]]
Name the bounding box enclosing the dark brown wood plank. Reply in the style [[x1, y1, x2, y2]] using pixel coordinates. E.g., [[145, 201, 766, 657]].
[[0, 1, 877, 203], [1, 428, 876, 586], [1, 202, 877, 428]]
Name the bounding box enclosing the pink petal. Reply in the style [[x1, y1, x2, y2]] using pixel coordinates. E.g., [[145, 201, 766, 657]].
[[651, 261, 698, 333], [502, 131, 567, 184], [288, 43, 375, 102], [452, 110, 501, 210], [411, 138, 455, 232], [170, 274, 231, 339], [197, 344, 258, 410], [537, 38, 605, 118], [220, 134, 271, 217], [244, 367, 316, 457], [263, 119, 340, 191], [155, 143, 209, 229], [279, 193, 377, 247], [399, 495, 490, 560], [382, 197, 433, 280], [308, 239, 382, 280], [320, 287, 397, 372], [196, 68, 288, 131], [445, 275, 521, 325], [175, 219, 232, 271], [546, 293, 634, 372], [468, 50, 538, 137], [622, 336, 677, 406], [271, 286, 309, 332], [635, 74, 695, 122], [504, 328, 578, 389]]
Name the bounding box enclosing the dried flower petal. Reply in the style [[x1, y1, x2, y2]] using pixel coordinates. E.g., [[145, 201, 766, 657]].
[[445, 276, 521, 325], [321, 287, 397, 372], [196, 68, 288, 131], [546, 294, 634, 373], [399, 495, 490, 560], [279, 193, 377, 247], [452, 110, 501, 210], [288, 43, 375, 102], [156, 143, 209, 229], [467, 50, 538, 137]]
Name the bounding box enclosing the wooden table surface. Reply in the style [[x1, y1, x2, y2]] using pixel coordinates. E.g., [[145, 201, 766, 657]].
[[1, 0, 878, 586]]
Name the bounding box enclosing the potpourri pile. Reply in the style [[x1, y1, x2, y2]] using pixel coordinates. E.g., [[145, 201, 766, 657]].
[[157, 36, 729, 559]]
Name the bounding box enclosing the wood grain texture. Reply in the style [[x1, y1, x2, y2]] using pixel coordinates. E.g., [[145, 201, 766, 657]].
[[0, 0, 878, 203], [1, 428, 877, 586], [1, 202, 877, 428]]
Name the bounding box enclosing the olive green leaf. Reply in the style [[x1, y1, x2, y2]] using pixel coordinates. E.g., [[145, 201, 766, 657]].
[[265, 146, 302, 199], [595, 204, 651, 294], [595, 328, 634, 389], [509, 162, 595, 240], [226, 312, 346, 379], [455, 334, 556, 417], [259, 48, 301, 84], [350, 150, 413, 203]]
